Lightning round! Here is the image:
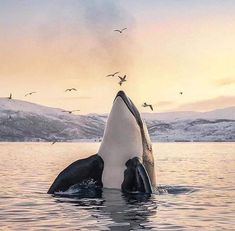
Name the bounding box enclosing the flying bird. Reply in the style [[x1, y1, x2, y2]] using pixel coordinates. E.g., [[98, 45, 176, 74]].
[[179, 92, 183, 95], [25, 92, 36, 97], [65, 88, 77, 92], [62, 110, 80, 114], [106, 72, 119, 77], [8, 93, 12, 100], [118, 75, 127, 86], [142, 102, 154, 111], [114, 28, 127, 33], [51, 140, 58, 145]]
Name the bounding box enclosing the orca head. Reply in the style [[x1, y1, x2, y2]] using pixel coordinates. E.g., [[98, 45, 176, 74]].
[[98, 91, 144, 189]]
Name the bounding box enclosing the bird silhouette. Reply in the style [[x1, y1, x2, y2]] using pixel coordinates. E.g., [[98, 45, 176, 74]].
[[118, 75, 127, 86], [142, 102, 154, 111], [62, 110, 80, 114], [25, 92, 36, 97], [106, 72, 119, 77], [65, 88, 77, 92], [8, 93, 12, 100], [179, 92, 183, 95], [114, 28, 127, 33], [51, 140, 58, 145]]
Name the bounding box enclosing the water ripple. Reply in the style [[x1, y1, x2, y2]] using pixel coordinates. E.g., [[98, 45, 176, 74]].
[[0, 142, 234, 230]]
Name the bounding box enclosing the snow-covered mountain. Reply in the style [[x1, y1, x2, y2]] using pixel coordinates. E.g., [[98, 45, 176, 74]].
[[142, 107, 235, 121], [0, 98, 105, 141], [0, 97, 234, 142]]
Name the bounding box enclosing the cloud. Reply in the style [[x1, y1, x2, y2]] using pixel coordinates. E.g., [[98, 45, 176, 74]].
[[35, 0, 136, 74], [215, 77, 235, 86], [176, 96, 235, 111], [80, 0, 136, 69]]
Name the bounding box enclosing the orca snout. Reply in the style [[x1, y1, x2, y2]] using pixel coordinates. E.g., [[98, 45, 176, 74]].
[[116, 90, 127, 98], [114, 90, 129, 104]]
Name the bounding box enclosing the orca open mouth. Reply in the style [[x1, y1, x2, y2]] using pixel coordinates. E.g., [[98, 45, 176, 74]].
[[114, 91, 143, 129]]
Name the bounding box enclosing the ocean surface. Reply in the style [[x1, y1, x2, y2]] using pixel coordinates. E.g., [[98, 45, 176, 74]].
[[0, 142, 234, 230]]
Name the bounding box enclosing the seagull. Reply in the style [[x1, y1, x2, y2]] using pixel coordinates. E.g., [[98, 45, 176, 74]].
[[114, 28, 127, 33], [118, 75, 127, 86], [25, 92, 36, 97], [106, 72, 119, 77], [65, 88, 77, 92], [142, 102, 154, 111], [62, 110, 80, 114], [8, 93, 12, 100], [179, 92, 183, 95], [51, 140, 58, 145]]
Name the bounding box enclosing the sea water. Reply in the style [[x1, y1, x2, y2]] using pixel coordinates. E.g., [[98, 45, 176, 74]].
[[0, 142, 234, 230]]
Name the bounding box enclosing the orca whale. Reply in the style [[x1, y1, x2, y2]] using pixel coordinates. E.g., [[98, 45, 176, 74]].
[[48, 91, 156, 195]]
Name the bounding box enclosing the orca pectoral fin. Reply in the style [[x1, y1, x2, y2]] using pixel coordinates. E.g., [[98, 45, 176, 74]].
[[136, 162, 152, 194], [121, 157, 152, 194], [47, 154, 104, 194]]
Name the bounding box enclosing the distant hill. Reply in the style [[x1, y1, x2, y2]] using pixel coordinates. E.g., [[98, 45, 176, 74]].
[[0, 98, 105, 141], [0, 97, 234, 142], [142, 107, 235, 121]]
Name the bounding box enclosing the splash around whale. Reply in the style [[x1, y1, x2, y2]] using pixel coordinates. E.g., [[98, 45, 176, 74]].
[[48, 91, 156, 195]]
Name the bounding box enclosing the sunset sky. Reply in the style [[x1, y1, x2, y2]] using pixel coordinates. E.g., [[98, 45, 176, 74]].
[[0, 0, 235, 114]]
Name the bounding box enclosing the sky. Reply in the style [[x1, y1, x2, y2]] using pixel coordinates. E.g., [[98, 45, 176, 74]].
[[0, 0, 235, 114]]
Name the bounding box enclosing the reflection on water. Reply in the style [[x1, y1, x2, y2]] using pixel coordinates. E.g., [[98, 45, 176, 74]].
[[54, 189, 157, 230], [0, 142, 234, 230]]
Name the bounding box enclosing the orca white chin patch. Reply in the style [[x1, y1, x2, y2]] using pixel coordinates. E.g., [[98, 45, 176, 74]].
[[98, 95, 143, 189]]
